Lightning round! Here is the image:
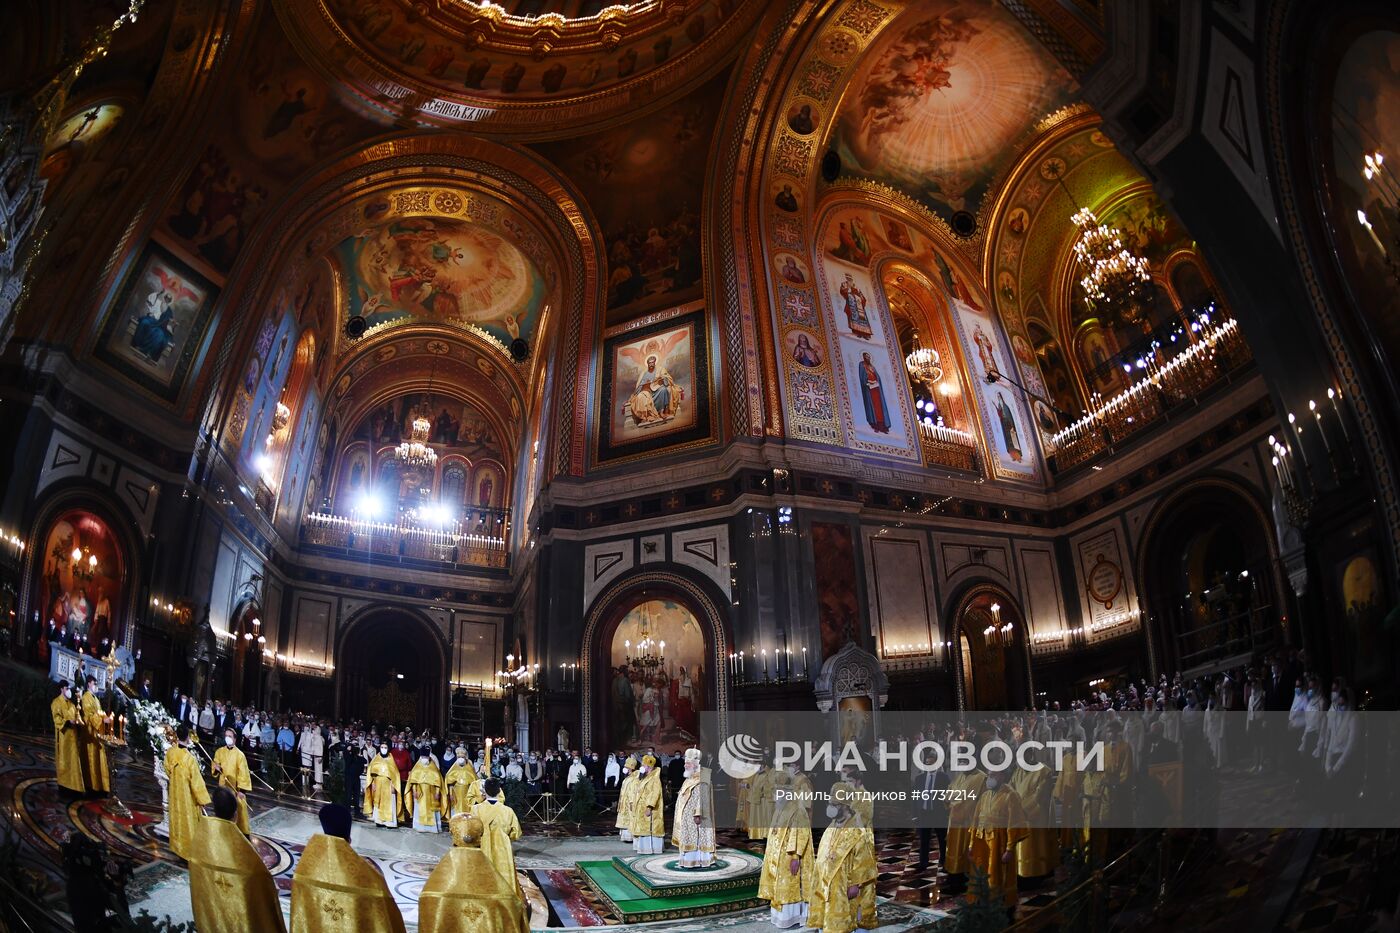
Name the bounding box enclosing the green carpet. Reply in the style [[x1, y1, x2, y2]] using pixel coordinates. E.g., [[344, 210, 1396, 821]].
[[578, 860, 765, 923]]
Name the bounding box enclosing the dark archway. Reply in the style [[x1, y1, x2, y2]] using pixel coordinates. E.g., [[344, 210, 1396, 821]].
[[337, 607, 447, 732], [1138, 480, 1283, 676], [950, 585, 1032, 710]]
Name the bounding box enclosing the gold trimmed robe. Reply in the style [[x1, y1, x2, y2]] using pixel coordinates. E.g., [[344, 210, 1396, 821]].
[[968, 783, 1030, 907], [405, 759, 444, 829], [166, 744, 211, 860], [671, 768, 716, 856], [187, 814, 286, 933], [628, 769, 665, 839], [363, 754, 400, 826], [79, 690, 111, 793], [470, 799, 523, 892], [944, 770, 987, 876], [442, 760, 481, 817], [213, 745, 253, 835], [747, 768, 776, 840], [290, 833, 406, 933], [419, 846, 529, 933], [809, 815, 877, 933], [51, 695, 85, 793], [1010, 766, 1058, 877], [615, 770, 637, 833], [759, 776, 814, 909]]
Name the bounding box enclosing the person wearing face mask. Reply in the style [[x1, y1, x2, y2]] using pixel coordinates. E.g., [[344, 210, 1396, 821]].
[[166, 723, 212, 860], [967, 766, 1030, 913], [566, 750, 588, 789], [1081, 719, 1133, 861], [829, 766, 873, 847], [444, 746, 482, 818], [470, 779, 523, 894], [672, 748, 716, 868], [809, 800, 876, 933], [51, 680, 87, 795], [944, 748, 988, 897], [299, 721, 325, 792], [343, 736, 366, 816], [364, 743, 401, 827], [212, 727, 253, 835], [391, 739, 413, 785], [1009, 745, 1058, 886], [760, 765, 813, 928], [78, 675, 112, 795], [1320, 687, 1359, 824], [615, 756, 640, 842], [629, 754, 665, 854], [406, 747, 445, 833], [198, 701, 216, 744]]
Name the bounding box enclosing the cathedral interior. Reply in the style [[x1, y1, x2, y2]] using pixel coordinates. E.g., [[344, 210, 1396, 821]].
[[2, 0, 1399, 930]]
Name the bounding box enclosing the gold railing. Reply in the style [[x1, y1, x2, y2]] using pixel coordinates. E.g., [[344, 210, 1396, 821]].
[[918, 421, 979, 472], [300, 512, 508, 569], [1050, 317, 1252, 472]]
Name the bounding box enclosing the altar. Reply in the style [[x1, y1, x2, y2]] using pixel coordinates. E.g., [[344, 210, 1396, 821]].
[[47, 643, 134, 690]]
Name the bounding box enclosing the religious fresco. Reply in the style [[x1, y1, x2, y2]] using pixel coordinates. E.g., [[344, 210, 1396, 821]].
[[596, 309, 712, 463], [947, 290, 1042, 481], [831, 0, 1076, 224], [333, 216, 547, 348], [159, 11, 380, 276], [811, 523, 861, 662], [237, 309, 298, 472], [277, 386, 323, 524], [37, 511, 125, 652], [40, 101, 124, 204], [1326, 30, 1400, 381], [353, 393, 498, 454], [607, 599, 707, 754], [533, 70, 725, 319], [93, 240, 220, 404]]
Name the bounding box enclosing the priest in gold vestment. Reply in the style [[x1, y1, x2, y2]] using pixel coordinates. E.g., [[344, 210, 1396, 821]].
[[187, 787, 287, 933], [364, 743, 401, 827], [1081, 719, 1134, 860], [671, 748, 716, 867], [747, 763, 777, 841], [470, 779, 523, 893], [212, 728, 253, 835], [759, 768, 814, 929], [1009, 746, 1059, 880], [944, 764, 987, 893], [967, 768, 1030, 908], [166, 724, 211, 861], [615, 755, 639, 842], [405, 750, 444, 833], [50, 681, 86, 794], [291, 804, 406, 933], [419, 814, 529, 933], [809, 800, 877, 933], [442, 745, 482, 818], [628, 754, 665, 854], [79, 676, 111, 794]]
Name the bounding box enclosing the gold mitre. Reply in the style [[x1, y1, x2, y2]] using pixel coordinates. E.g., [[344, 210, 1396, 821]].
[[448, 814, 485, 848], [624, 756, 639, 770], [641, 754, 658, 768]]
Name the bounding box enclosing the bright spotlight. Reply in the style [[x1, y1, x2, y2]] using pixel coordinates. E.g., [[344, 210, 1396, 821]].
[[355, 492, 384, 519]]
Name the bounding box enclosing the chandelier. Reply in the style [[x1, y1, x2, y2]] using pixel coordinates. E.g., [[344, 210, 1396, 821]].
[[1071, 207, 1153, 321], [904, 332, 943, 390], [623, 602, 666, 673], [396, 415, 437, 470]]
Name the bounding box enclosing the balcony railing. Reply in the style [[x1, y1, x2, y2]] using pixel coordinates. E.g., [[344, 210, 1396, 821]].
[[1049, 315, 1252, 473], [918, 421, 979, 472], [300, 510, 509, 569]]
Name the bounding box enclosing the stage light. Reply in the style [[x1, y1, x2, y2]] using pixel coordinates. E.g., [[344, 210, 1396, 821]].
[[355, 492, 384, 519], [424, 502, 452, 527]]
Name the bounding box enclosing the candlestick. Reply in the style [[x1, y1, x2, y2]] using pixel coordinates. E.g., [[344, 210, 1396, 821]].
[[802, 646, 808, 679], [762, 648, 769, 682], [738, 650, 745, 683], [1288, 413, 1312, 474], [1328, 388, 1351, 443], [1310, 401, 1333, 454]]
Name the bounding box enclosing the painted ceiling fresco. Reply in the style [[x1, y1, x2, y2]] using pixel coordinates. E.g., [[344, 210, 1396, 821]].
[[831, 0, 1077, 224], [533, 69, 728, 320], [333, 216, 547, 351]]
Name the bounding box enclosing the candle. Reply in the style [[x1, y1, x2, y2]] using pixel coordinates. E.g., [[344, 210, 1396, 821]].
[[1329, 387, 1351, 444], [738, 650, 745, 682], [1289, 413, 1311, 474], [802, 646, 808, 679], [1310, 400, 1333, 454], [762, 648, 769, 681], [1271, 455, 1284, 489]]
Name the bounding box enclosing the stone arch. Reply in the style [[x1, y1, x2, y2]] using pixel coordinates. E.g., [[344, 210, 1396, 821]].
[[946, 579, 1034, 711], [578, 566, 731, 750], [335, 602, 451, 732]]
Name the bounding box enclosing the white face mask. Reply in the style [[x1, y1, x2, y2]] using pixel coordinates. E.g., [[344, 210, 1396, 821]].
[[380, 746, 389, 756], [825, 804, 840, 819], [225, 736, 235, 747], [62, 688, 71, 699], [986, 776, 1000, 790], [420, 757, 429, 765]]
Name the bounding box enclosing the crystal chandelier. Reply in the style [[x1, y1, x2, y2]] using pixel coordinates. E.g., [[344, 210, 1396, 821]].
[[903, 332, 943, 390], [396, 415, 437, 470], [1072, 207, 1153, 321]]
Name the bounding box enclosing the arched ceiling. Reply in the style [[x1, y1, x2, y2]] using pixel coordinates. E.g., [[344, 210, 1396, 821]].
[[274, 0, 764, 138], [829, 0, 1078, 227]]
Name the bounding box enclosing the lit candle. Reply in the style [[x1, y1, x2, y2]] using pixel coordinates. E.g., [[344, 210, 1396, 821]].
[[1310, 400, 1333, 454], [1328, 387, 1351, 443], [802, 646, 808, 678], [762, 648, 769, 681], [1289, 413, 1311, 474], [739, 650, 745, 681], [1271, 455, 1284, 489]]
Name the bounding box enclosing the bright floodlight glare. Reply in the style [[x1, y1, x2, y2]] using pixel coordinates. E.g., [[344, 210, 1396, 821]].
[[355, 492, 383, 518]]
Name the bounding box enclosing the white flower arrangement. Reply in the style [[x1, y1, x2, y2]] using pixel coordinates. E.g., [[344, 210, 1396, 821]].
[[129, 699, 179, 758]]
